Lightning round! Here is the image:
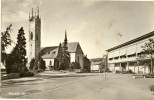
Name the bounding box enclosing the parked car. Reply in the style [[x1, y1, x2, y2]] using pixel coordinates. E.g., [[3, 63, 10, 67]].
[[145, 73, 154, 78]]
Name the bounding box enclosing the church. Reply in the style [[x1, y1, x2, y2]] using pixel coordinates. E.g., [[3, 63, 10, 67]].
[[41, 32, 84, 70], [28, 8, 84, 70]]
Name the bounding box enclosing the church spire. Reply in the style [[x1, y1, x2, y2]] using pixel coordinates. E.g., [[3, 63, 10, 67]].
[[32, 8, 33, 17], [37, 7, 39, 17], [64, 30, 67, 42]]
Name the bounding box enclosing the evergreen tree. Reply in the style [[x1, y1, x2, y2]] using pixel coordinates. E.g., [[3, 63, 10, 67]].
[[11, 27, 26, 72], [1, 24, 12, 64], [57, 43, 63, 70], [30, 58, 35, 70], [39, 58, 46, 70], [61, 31, 70, 70]]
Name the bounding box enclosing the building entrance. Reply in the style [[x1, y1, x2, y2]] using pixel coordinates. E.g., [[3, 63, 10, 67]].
[[121, 63, 127, 72]]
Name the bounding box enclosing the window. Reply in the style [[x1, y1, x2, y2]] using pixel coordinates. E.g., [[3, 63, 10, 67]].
[[120, 55, 126, 59], [31, 32, 33, 40], [109, 58, 113, 60], [50, 60, 52, 65], [127, 53, 136, 58], [114, 56, 119, 60]]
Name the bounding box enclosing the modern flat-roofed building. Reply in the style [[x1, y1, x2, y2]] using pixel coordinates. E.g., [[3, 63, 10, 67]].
[[106, 31, 154, 74]]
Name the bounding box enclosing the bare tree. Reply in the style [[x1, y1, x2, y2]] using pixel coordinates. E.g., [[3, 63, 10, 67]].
[[141, 38, 154, 73]]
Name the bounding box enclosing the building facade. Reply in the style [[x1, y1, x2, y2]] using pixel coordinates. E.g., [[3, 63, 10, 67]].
[[90, 58, 103, 73], [28, 8, 41, 64], [106, 31, 154, 74]]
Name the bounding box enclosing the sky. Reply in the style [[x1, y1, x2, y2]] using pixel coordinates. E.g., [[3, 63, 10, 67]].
[[2, 0, 154, 59]]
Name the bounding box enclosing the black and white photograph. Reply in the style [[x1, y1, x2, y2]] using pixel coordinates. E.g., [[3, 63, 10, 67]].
[[1, 0, 154, 100]]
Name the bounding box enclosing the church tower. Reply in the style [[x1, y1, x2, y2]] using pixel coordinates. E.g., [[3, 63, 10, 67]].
[[28, 7, 41, 63]]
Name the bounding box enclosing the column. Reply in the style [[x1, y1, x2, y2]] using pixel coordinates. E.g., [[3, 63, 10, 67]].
[[127, 62, 129, 71], [120, 63, 122, 71], [134, 62, 136, 73], [114, 63, 115, 71]]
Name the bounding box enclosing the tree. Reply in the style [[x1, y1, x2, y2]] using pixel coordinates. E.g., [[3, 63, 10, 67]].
[[70, 62, 81, 69], [5, 54, 18, 73], [11, 27, 27, 72], [56, 43, 63, 70], [39, 58, 46, 70], [1, 24, 12, 64], [62, 43, 70, 70], [30, 58, 35, 70], [141, 38, 154, 73]]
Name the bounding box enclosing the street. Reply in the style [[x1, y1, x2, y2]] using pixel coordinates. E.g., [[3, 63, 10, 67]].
[[1, 71, 154, 100]]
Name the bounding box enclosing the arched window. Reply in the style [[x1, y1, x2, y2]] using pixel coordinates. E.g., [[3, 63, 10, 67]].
[[31, 32, 33, 40]]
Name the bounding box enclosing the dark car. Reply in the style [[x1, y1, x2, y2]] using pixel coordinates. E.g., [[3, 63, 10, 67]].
[[145, 73, 154, 78]]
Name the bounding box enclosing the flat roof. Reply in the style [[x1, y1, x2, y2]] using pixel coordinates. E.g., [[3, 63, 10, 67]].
[[106, 31, 154, 52]]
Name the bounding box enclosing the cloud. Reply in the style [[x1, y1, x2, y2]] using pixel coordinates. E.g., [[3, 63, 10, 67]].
[[2, 0, 43, 23], [2, 11, 28, 23]]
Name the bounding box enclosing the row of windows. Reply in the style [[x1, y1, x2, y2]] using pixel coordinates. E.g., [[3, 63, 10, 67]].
[[109, 52, 144, 61]]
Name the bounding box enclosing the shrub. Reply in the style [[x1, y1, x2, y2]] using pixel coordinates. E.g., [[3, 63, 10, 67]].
[[5, 55, 18, 73], [114, 70, 121, 73], [127, 69, 134, 73], [35, 69, 44, 74], [29, 58, 35, 70], [19, 71, 34, 77], [149, 85, 154, 92], [2, 73, 20, 80], [103, 67, 111, 72], [122, 69, 134, 74], [70, 62, 81, 70]]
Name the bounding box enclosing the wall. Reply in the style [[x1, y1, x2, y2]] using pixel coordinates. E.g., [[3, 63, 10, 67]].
[[91, 64, 100, 71], [43, 59, 54, 70], [75, 44, 84, 69], [70, 53, 75, 62]]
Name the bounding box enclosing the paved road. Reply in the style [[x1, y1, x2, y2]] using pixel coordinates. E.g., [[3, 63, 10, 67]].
[[1, 72, 154, 100]]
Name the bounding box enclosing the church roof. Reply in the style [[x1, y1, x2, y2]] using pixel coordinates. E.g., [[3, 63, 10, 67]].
[[41, 46, 58, 56], [41, 47, 58, 59], [64, 42, 79, 53], [41, 42, 83, 59]]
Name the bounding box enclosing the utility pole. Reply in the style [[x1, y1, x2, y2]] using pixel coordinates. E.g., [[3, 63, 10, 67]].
[[103, 54, 107, 79]]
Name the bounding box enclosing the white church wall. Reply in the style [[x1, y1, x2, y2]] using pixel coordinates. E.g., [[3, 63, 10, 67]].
[[44, 59, 54, 70], [70, 53, 75, 62]]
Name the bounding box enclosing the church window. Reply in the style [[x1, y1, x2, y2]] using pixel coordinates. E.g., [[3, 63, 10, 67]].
[[31, 32, 33, 40]]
